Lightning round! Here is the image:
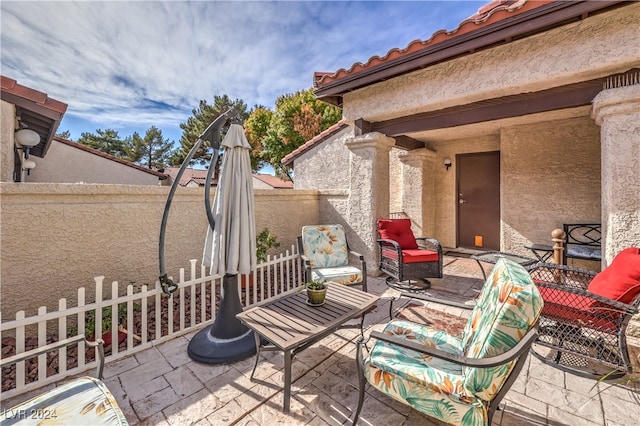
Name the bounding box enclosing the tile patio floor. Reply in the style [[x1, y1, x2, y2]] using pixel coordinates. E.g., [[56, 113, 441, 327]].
[[4, 256, 639, 425]]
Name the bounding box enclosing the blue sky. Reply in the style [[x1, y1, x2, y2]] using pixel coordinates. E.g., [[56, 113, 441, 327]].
[[2, 1, 482, 161]]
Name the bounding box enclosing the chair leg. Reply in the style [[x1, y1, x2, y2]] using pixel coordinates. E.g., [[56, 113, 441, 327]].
[[352, 337, 368, 426]]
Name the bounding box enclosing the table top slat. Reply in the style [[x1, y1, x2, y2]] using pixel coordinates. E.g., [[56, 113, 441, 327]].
[[237, 283, 378, 351]]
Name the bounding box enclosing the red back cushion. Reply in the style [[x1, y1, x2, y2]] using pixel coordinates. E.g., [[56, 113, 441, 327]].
[[587, 247, 640, 304], [377, 219, 418, 249]]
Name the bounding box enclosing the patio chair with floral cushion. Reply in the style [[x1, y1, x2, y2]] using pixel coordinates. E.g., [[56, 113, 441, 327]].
[[0, 335, 129, 425], [527, 247, 640, 379], [352, 258, 543, 426], [298, 224, 367, 291]]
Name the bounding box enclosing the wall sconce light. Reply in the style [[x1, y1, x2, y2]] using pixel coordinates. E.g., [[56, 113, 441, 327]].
[[22, 159, 36, 176], [444, 158, 452, 170], [15, 128, 40, 159]]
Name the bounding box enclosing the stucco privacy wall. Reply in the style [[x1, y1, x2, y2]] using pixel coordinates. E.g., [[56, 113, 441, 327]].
[[0, 183, 318, 317], [501, 117, 601, 256], [1, 100, 16, 182], [341, 3, 640, 122], [27, 140, 161, 186]]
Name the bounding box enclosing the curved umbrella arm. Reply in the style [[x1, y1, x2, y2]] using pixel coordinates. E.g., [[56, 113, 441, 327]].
[[158, 109, 233, 296]]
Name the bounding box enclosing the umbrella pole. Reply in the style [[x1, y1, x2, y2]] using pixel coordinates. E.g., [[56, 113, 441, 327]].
[[187, 274, 256, 364]]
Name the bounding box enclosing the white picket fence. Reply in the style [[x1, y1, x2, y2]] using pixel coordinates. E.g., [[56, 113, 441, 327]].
[[0, 245, 304, 399]]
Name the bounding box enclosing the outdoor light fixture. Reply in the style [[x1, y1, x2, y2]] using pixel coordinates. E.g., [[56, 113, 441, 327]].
[[444, 158, 452, 170], [15, 128, 40, 159], [21, 159, 36, 176]]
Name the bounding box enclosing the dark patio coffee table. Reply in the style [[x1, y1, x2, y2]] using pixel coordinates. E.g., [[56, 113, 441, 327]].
[[236, 282, 379, 413], [470, 251, 537, 280]]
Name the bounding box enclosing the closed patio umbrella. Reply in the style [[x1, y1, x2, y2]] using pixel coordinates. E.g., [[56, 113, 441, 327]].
[[187, 123, 258, 364]]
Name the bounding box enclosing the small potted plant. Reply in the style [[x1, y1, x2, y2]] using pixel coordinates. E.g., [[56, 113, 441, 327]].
[[303, 279, 327, 306]]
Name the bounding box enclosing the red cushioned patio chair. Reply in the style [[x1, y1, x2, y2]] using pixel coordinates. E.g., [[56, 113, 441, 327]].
[[377, 218, 443, 289], [527, 247, 640, 379]]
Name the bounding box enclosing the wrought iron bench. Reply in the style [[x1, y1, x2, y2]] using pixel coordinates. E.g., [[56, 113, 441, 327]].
[[527, 247, 640, 379], [562, 223, 601, 265]]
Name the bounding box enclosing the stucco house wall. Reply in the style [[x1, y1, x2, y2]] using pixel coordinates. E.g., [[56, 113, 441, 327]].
[[341, 4, 639, 123], [27, 138, 163, 186], [1, 100, 15, 182], [501, 117, 601, 254], [0, 183, 319, 318], [293, 125, 353, 191]]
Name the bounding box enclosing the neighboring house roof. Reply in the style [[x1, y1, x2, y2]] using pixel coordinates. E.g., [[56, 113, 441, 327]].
[[1, 75, 68, 158], [252, 173, 293, 189], [313, 0, 627, 106], [281, 121, 349, 166], [164, 167, 217, 186], [54, 136, 168, 179]]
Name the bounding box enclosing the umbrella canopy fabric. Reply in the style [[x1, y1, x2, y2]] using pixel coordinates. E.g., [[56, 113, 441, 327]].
[[202, 124, 256, 275]]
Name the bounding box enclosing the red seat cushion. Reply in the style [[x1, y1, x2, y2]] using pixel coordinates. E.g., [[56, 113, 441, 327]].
[[377, 219, 418, 249], [381, 249, 439, 264], [587, 247, 640, 304], [401, 249, 440, 264], [537, 286, 619, 332]]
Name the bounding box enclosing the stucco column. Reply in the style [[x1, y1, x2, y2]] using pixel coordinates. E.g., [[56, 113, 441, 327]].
[[592, 83, 640, 265], [398, 148, 437, 237], [345, 132, 395, 273]]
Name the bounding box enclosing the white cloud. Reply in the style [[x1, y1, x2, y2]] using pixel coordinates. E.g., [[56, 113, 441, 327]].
[[1, 0, 479, 139]]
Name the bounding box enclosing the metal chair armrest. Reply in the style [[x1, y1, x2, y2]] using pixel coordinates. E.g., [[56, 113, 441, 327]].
[[368, 327, 538, 368], [0, 335, 106, 379]]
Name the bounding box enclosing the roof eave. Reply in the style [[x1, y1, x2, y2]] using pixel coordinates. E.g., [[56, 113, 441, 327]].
[[314, 0, 628, 106]]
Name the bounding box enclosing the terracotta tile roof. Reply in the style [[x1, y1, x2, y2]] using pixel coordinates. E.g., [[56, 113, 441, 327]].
[[252, 173, 293, 189], [314, 0, 549, 89], [281, 121, 349, 166], [1, 76, 68, 115], [164, 167, 217, 186], [54, 136, 168, 178]]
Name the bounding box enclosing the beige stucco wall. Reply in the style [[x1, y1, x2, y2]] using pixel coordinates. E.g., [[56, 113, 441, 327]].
[[1, 100, 16, 182], [501, 117, 601, 257], [293, 126, 353, 191], [0, 183, 319, 318], [27, 139, 162, 186], [342, 3, 640, 123]]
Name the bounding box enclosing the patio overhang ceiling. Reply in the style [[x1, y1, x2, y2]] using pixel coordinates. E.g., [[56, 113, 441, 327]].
[[314, 1, 629, 107], [1, 76, 67, 159], [353, 68, 639, 149]]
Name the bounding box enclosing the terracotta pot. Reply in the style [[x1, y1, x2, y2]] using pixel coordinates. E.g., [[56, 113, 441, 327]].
[[96, 330, 127, 346], [240, 273, 254, 289]]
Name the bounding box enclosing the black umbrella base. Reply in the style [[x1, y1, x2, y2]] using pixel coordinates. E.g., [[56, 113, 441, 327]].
[[188, 326, 256, 364]]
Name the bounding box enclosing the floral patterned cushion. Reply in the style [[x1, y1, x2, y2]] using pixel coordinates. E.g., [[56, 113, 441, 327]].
[[365, 320, 486, 425], [364, 259, 542, 425], [301, 225, 350, 269], [311, 265, 363, 285], [461, 258, 543, 401], [5, 376, 129, 425]]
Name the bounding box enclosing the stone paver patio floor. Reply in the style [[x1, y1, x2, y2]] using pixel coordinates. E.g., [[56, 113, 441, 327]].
[[4, 256, 638, 425]]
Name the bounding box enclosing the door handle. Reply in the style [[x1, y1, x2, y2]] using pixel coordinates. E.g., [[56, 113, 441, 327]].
[[459, 199, 467, 204]]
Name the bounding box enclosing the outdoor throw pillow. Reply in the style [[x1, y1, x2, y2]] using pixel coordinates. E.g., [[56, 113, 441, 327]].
[[587, 247, 640, 304], [377, 218, 418, 249]]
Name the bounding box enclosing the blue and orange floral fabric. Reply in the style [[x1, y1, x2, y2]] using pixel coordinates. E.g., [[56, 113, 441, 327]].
[[301, 225, 364, 285], [364, 258, 543, 426]]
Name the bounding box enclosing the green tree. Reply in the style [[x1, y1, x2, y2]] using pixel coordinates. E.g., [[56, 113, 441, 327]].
[[125, 126, 175, 169], [55, 130, 71, 140], [259, 88, 341, 174], [172, 95, 249, 166], [244, 106, 272, 171], [77, 129, 127, 158]]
